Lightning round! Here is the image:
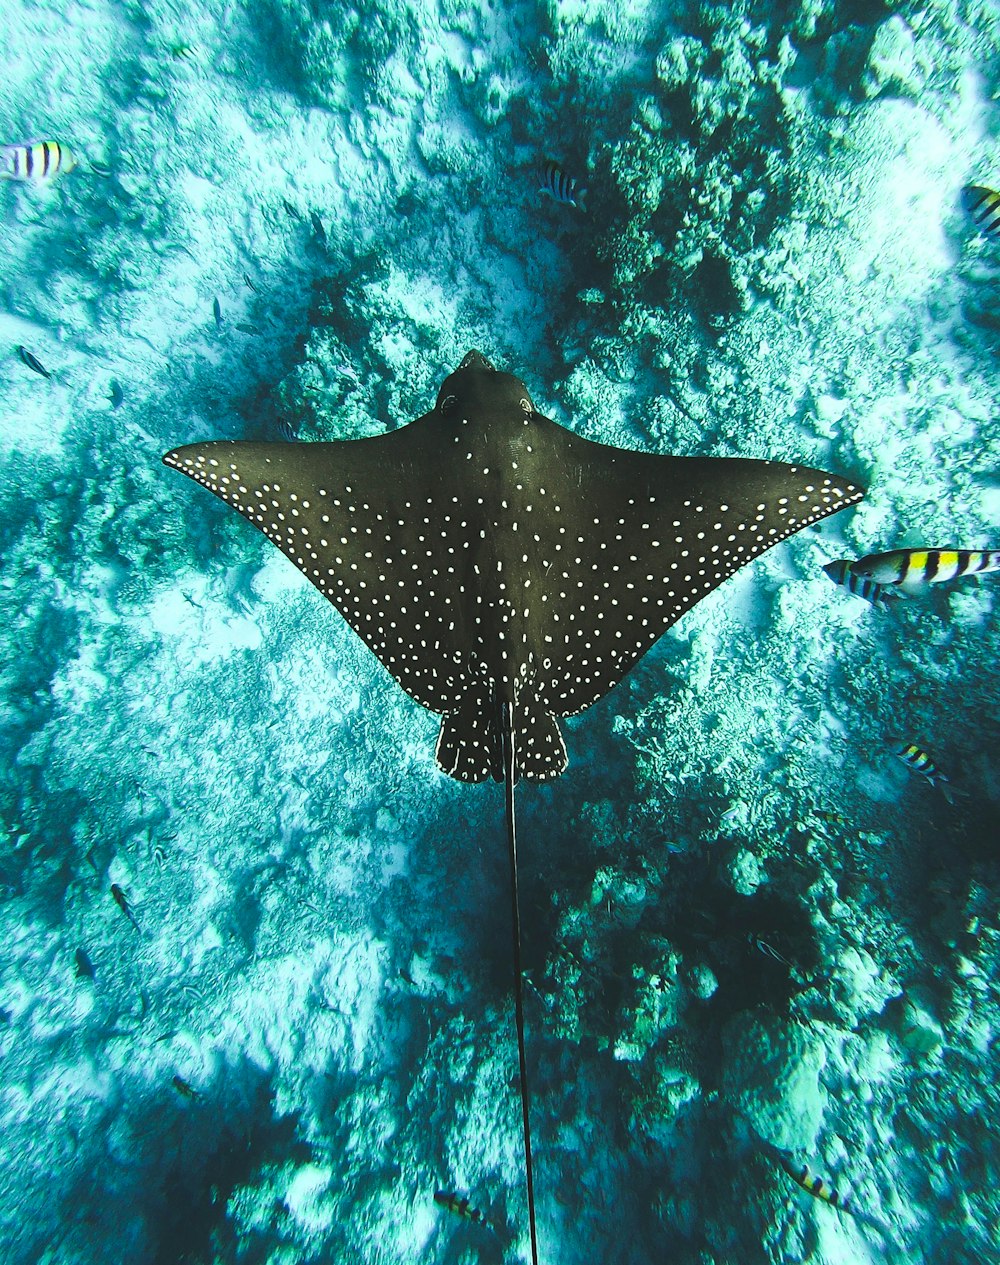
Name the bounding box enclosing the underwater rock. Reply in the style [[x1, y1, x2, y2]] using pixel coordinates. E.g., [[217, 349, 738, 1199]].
[[896, 995, 945, 1058], [861, 16, 921, 100], [686, 962, 718, 1002], [724, 847, 764, 897], [614, 939, 684, 1062], [722, 1012, 827, 1151], [628, 1053, 699, 1147]]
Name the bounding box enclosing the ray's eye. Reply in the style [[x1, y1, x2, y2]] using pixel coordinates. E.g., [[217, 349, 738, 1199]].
[[519, 397, 532, 414], [440, 394, 458, 414]]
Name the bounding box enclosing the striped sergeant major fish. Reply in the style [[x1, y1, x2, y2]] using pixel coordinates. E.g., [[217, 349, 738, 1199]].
[[539, 160, 587, 211], [896, 741, 963, 804], [850, 547, 1000, 595], [811, 808, 848, 826], [770, 1146, 855, 1215], [1, 140, 77, 183], [750, 1127, 892, 1240], [434, 1190, 496, 1235], [822, 559, 898, 607], [962, 184, 1000, 240]]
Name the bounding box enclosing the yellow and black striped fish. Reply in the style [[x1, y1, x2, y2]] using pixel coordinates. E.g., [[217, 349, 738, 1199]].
[[434, 1190, 495, 1234], [772, 1148, 855, 1214], [895, 740, 962, 804], [850, 547, 1000, 595], [962, 184, 1000, 240], [811, 808, 848, 827], [1, 140, 77, 183], [539, 160, 587, 211]]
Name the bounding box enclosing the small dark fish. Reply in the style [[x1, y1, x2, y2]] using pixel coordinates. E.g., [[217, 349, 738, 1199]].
[[748, 934, 795, 973], [74, 947, 95, 979], [281, 198, 301, 220], [434, 1191, 495, 1234], [110, 883, 141, 933], [539, 160, 587, 211], [243, 273, 258, 293], [172, 1074, 200, 1100], [962, 184, 1000, 241], [108, 379, 124, 410], [235, 322, 261, 335], [212, 297, 222, 328], [310, 211, 327, 245], [182, 593, 203, 609], [17, 345, 50, 378]]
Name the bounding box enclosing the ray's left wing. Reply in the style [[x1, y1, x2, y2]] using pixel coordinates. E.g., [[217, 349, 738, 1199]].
[[163, 430, 480, 715]]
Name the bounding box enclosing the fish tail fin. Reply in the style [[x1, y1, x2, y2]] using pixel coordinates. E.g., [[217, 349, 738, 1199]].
[[577, 187, 588, 212]]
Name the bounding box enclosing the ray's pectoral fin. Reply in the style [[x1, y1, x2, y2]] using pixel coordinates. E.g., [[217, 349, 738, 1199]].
[[434, 680, 567, 783]]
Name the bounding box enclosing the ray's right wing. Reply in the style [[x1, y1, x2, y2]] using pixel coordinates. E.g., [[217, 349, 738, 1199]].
[[517, 421, 864, 717]]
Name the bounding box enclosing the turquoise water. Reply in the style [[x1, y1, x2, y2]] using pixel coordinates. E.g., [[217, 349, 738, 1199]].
[[1, 1, 999, 1262]]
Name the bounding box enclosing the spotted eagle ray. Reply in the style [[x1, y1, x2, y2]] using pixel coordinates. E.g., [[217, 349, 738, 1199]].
[[163, 350, 863, 1264]]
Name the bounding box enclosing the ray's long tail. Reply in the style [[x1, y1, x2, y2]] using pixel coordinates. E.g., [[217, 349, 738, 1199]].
[[500, 699, 539, 1265]]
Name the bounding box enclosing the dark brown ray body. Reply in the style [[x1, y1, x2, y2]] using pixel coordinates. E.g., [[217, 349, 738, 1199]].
[[164, 351, 863, 781]]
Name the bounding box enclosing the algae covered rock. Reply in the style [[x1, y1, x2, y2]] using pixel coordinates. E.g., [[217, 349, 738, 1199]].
[[862, 16, 921, 100], [721, 1012, 827, 1150], [614, 937, 684, 1062], [724, 847, 764, 897], [895, 991, 945, 1059]]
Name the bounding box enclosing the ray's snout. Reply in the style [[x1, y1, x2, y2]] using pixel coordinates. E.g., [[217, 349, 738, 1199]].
[[458, 349, 495, 372]]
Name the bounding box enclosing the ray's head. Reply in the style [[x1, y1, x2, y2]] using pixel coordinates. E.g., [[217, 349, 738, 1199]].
[[435, 349, 537, 424]]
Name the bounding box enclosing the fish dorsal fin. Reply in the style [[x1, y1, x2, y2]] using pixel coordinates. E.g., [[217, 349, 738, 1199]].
[[164, 353, 863, 781]]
